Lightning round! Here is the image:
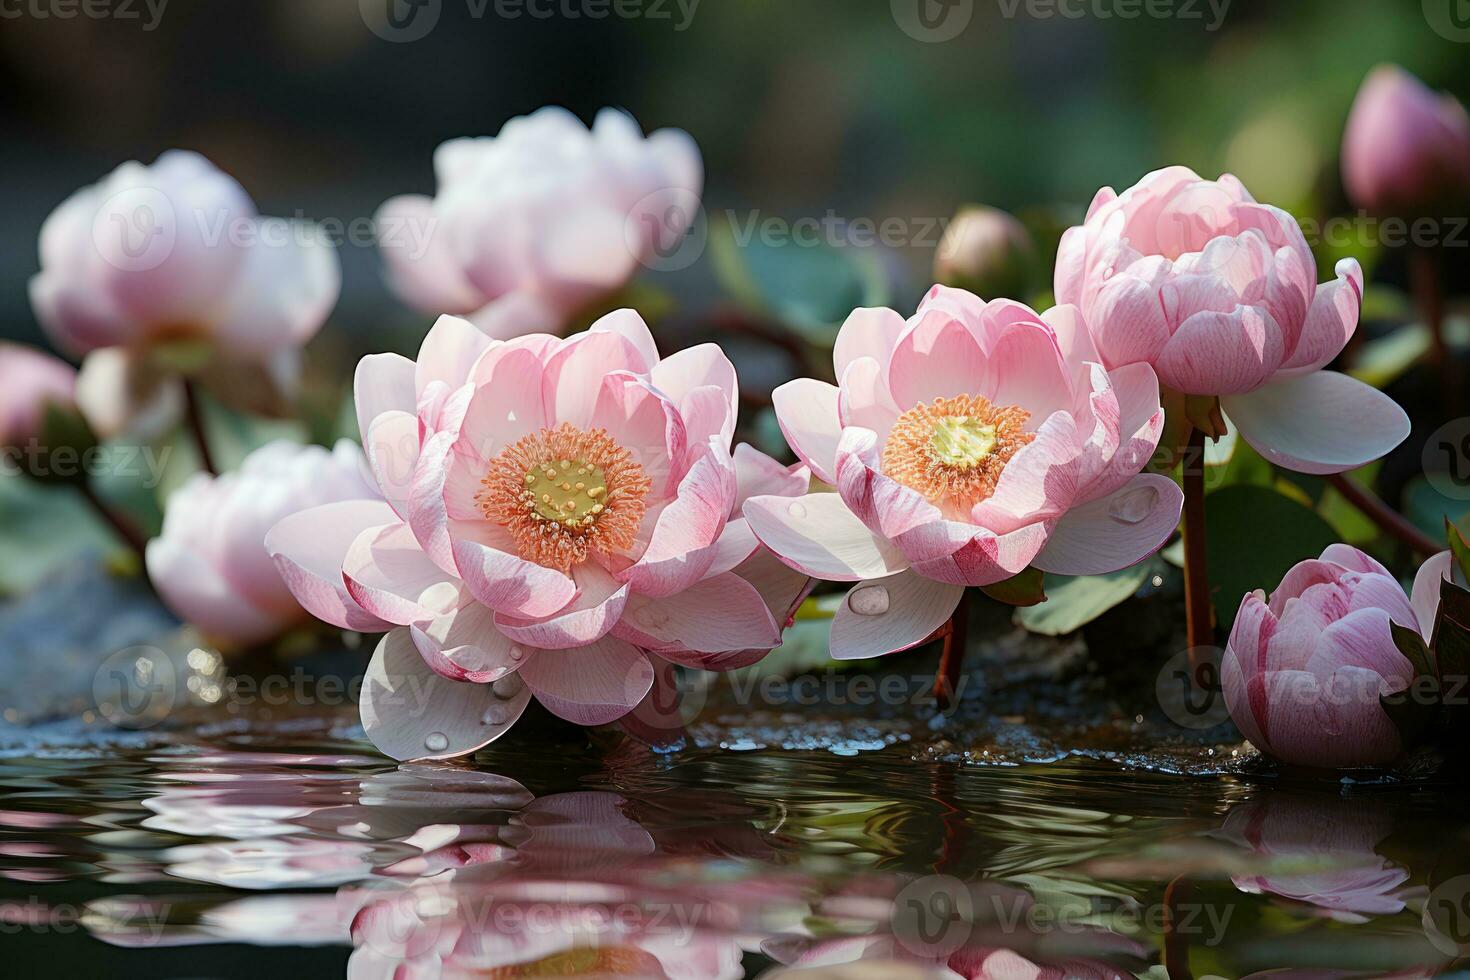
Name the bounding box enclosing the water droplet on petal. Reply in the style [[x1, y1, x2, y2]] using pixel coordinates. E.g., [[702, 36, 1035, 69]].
[[424, 731, 449, 752], [1108, 485, 1159, 524], [787, 501, 807, 519], [509, 645, 525, 662], [847, 584, 890, 617], [491, 677, 519, 700]]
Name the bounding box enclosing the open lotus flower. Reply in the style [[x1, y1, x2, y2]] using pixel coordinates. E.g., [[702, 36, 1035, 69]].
[[30, 150, 340, 437], [375, 107, 701, 341], [1056, 166, 1408, 473], [267, 312, 809, 760], [743, 286, 1182, 661], [1343, 65, 1470, 217], [147, 439, 379, 650], [1222, 545, 1449, 769], [0, 343, 77, 448]]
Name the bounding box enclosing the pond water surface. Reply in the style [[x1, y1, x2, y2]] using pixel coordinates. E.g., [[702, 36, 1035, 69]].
[[1, 712, 1466, 979]]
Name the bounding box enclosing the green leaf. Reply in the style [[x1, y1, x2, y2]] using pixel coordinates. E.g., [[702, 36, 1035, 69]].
[[707, 215, 888, 346], [1448, 519, 1470, 584], [1347, 323, 1431, 390], [0, 474, 123, 594], [1431, 597, 1470, 740], [1204, 485, 1340, 631], [1381, 620, 1440, 749], [1014, 563, 1153, 636], [981, 567, 1046, 607]]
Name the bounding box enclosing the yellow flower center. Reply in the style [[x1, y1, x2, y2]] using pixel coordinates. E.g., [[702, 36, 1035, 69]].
[[478, 423, 650, 572], [881, 394, 1034, 511]]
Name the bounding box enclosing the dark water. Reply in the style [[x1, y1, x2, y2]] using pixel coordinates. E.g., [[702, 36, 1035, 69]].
[[0, 715, 1466, 979]]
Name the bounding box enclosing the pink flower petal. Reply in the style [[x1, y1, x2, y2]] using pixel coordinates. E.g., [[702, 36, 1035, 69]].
[[1032, 473, 1182, 576], [905, 521, 1051, 587], [979, 319, 1075, 423], [454, 346, 546, 463], [887, 308, 987, 407], [1221, 371, 1410, 475], [833, 306, 905, 381], [343, 520, 463, 626], [614, 572, 780, 654], [540, 329, 649, 430], [1089, 274, 1172, 370], [771, 378, 841, 484], [1411, 550, 1453, 640], [588, 308, 659, 373], [590, 373, 686, 498], [733, 443, 809, 510], [1278, 259, 1364, 377], [618, 447, 735, 598], [266, 500, 398, 633], [1156, 305, 1285, 395], [493, 562, 629, 649], [838, 356, 901, 443], [211, 220, 340, 358], [415, 315, 494, 395], [360, 629, 529, 761], [449, 520, 578, 619], [743, 491, 910, 581], [374, 195, 484, 314], [410, 598, 524, 683], [364, 410, 421, 519], [835, 426, 946, 541], [828, 570, 964, 661], [517, 638, 655, 725]]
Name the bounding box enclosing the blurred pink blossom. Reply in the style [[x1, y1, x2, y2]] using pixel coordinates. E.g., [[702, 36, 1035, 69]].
[[266, 312, 808, 760], [147, 440, 379, 649], [375, 107, 702, 340], [30, 150, 340, 436], [745, 286, 1181, 661], [1343, 65, 1470, 216], [0, 343, 77, 448], [1057, 166, 1408, 473]]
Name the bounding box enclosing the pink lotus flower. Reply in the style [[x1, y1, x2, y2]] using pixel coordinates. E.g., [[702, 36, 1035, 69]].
[[744, 286, 1182, 661], [1056, 166, 1408, 473], [0, 343, 77, 448], [1343, 65, 1470, 216], [1220, 796, 1410, 922], [30, 150, 341, 435], [147, 440, 379, 649], [375, 107, 701, 340], [267, 311, 808, 760], [1222, 544, 1451, 769]]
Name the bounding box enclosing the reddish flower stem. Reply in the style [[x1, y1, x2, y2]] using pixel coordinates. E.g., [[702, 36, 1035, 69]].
[[1410, 246, 1459, 416], [1181, 426, 1213, 684], [1327, 472, 1441, 557], [77, 479, 148, 565], [931, 599, 969, 711], [182, 379, 219, 476], [1162, 874, 1195, 980]]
